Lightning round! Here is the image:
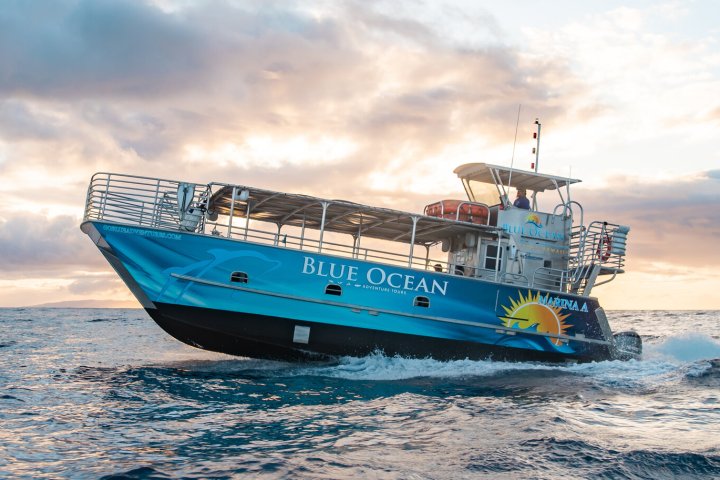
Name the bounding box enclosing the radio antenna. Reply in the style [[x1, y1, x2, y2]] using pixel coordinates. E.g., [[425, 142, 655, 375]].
[[506, 104, 521, 203]]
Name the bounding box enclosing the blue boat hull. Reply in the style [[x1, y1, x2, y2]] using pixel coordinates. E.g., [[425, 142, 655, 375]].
[[83, 221, 615, 363], [147, 302, 612, 363]]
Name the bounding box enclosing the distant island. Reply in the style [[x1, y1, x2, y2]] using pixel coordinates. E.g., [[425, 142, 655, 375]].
[[26, 299, 140, 308]]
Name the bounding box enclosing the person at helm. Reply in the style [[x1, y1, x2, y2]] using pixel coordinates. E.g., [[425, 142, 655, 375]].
[[513, 188, 530, 209]]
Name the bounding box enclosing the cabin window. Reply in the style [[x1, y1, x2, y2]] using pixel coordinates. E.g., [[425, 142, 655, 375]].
[[414, 296, 430, 308], [230, 271, 248, 283], [484, 245, 503, 270], [325, 284, 342, 296]]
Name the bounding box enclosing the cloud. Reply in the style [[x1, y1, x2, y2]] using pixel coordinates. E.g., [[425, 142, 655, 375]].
[[0, 1, 718, 308], [0, 214, 104, 275], [573, 172, 720, 268], [0, 0, 590, 209], [708, 106, 720, 123], [0, 0, 372, 103], [66, 274, 125, 295], [0, 100, 66, 141], [0, 0, 212, 99]]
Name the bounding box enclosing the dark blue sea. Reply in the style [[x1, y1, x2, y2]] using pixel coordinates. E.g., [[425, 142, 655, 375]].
[[1, 309, 719, 479]]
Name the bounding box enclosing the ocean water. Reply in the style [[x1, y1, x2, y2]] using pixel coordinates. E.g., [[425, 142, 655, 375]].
[[1, 309, 719, 479]]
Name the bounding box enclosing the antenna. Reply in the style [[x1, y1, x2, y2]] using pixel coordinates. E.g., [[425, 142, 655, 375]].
[[532, 118, 541, 172], [506, 104, 521, 203]]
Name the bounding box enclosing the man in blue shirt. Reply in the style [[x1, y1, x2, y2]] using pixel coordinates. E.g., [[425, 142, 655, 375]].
[[514, 188, 530, 209]]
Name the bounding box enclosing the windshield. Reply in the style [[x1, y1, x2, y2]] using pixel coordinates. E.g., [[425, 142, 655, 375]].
[[463, 180, 502, 206]]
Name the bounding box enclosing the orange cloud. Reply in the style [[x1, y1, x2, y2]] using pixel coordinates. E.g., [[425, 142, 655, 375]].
[[0, 1, 718, 308]]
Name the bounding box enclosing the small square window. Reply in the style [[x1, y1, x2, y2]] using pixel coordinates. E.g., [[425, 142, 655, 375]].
[[485, 244, 503, 270]]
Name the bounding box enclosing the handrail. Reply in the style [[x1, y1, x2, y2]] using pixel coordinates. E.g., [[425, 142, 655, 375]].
[[83, 173, 208, 232], [564, 220, 628, 294], [553, 200, 584, 228], [84, 173, 457, 273]]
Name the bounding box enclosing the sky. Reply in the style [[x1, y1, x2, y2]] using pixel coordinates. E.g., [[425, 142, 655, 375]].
[[0, 0, 719, 309]]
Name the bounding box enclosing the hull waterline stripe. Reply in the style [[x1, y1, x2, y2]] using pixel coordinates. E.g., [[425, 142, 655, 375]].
[[169, 273, 611, 347]]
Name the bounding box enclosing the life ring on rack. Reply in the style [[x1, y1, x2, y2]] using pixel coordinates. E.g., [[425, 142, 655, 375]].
[[597, 234, 612, 261]]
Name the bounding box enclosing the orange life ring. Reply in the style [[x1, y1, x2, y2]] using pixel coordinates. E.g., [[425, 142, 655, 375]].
[[597, 235, 611, 261]]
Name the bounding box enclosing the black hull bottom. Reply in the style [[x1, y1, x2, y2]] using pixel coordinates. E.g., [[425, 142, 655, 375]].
[[147, 302, 612, 363]]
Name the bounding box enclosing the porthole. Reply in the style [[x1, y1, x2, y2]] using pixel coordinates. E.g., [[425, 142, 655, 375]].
[[414, 296, 430, 308], [325, 284, 342, 296], [230, 271, 248, 283]]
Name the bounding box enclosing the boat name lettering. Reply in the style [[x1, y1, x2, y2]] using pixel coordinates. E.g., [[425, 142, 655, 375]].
[[302, 257, 448, 296], [102, 225, 181, 240], [502, 223, 565, 241], [301, 256, 359, 281], [538, 294, 588, 312]]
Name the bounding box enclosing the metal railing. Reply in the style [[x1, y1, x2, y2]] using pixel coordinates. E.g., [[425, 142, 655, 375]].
[[83, 173, 628, 294], [566, 221, 628, 294], [569, 222, 627, 269], [532, 267, 568, 291], [84, 173, 456, 274], [84, 173, 209, 231], [510, 220, 630, 296]]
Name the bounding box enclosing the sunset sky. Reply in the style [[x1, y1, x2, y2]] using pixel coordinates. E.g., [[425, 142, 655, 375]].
[[1, 0, 719, 309]]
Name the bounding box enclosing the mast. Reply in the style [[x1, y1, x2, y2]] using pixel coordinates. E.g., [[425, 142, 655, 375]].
[[532, 118, 541, 172]]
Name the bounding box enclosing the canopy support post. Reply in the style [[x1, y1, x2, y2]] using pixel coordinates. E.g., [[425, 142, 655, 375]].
[[408, 216, 419, 267], [318, 202, 329, 253], [227, 186, 237, 238]]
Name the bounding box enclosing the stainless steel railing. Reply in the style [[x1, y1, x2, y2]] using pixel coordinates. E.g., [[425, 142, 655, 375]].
[[84, 172, 209, 230], [83, 173, 454, 274]]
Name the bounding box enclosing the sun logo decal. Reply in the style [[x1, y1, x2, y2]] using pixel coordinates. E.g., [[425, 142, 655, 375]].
[[500, 290, 572, 346], [525, 213, 543, 228]]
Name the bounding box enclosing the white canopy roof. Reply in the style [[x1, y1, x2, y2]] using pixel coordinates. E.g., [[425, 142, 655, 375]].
[[207, 184, 500, 246], [454, 163, 580, 192]]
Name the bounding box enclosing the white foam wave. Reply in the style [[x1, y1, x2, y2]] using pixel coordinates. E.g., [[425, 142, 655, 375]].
[[296, 352, 540, 381], [294, 353, 678, 388], [153, 333, 720, 389], [290, 333, 720, 385], [644, 333, 720, 363]]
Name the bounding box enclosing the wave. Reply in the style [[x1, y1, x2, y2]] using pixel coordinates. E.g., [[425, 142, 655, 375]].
[[86, 317, 131, 323], [507, 437, 720, 479], [100, 466, 171, 480], [64, 333, 720, 398], [286, 332, 719, 380], [270, 334, 720, 394], [644, 332, 720, 362], [0, 394, 24, 402], [294, 352, 557, 381]]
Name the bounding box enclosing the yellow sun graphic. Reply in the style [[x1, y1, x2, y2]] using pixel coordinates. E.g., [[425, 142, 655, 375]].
[[500, 290, 572, 346]]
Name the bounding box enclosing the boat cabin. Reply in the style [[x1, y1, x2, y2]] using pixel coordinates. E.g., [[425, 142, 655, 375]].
[[422, 163, 582, 289]]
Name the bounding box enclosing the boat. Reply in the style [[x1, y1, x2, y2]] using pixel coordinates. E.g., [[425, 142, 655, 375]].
[[80, 150, 641, 363]]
